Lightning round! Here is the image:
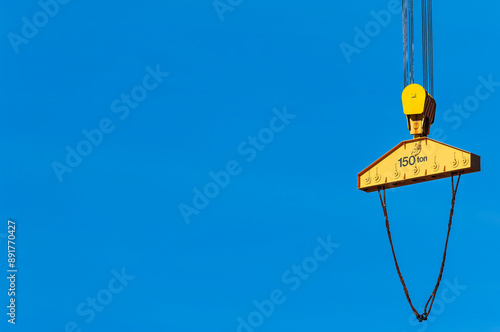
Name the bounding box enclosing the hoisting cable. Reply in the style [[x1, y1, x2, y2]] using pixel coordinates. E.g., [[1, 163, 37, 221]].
[[404, 0, 433, 94], [428, 0, 434, 95], [377, 172, 462, 322], [402, 0, 414, 88], [422, 0, 427, 92], [421, 0, 434, 96]]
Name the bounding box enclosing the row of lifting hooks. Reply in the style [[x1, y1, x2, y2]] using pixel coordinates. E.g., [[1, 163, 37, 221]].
[[403, 0, 433, 95]]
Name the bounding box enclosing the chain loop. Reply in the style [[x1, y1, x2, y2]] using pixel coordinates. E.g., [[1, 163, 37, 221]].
[[377, 172, 462, 322]]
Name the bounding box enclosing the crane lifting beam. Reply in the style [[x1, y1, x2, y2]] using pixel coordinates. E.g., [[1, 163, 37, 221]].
[[357, 137, 480, 192]]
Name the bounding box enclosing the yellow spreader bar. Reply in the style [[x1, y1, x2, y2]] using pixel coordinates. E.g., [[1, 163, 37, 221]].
[[357, 137, 480, 193]]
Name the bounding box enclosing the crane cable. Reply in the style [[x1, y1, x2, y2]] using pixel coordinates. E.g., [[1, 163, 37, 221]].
[[403, 0, 433, 95], [422, 0, 434, 95], [377, 172, 462, 322], [402, 0, 414, 87]]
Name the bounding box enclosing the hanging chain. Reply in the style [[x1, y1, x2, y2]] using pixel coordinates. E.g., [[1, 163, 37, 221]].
[[377, 172, 462, 322]]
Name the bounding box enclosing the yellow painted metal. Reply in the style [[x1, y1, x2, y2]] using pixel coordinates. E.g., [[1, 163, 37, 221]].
[[357, 137, 480, 192], [402, 84, 427, 115], [402, 84, 436, 137], [408, 116, 424, 136]]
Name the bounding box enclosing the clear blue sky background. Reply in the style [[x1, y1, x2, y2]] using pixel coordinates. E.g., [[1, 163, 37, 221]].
[[1, 0, 499, 331]]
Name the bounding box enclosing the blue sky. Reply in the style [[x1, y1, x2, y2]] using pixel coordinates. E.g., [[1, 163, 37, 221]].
[[1, 0, 499, 331]]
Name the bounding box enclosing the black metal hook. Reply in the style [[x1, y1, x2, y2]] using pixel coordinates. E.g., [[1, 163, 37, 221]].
[[417, 314, 428, 322]]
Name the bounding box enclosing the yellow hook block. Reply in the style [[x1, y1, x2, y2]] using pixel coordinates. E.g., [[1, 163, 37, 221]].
[[402, 84, 436, 137]]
